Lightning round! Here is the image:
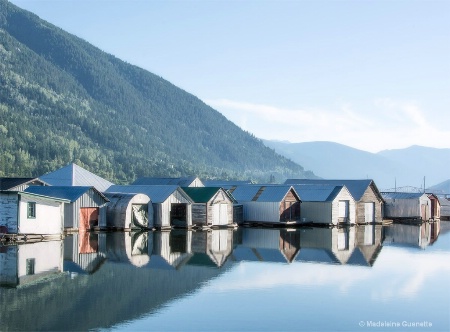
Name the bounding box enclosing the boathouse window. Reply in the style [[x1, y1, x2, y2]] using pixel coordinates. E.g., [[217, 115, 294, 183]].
[[27, 202, 36, 218], [26, 258, 35, 275]]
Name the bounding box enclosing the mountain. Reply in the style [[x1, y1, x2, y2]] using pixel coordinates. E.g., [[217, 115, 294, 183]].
[[0, 0, 314, 183], [377, 145, 450, 188], [427, 180, 450, 195], [263, 140, 450, 190]]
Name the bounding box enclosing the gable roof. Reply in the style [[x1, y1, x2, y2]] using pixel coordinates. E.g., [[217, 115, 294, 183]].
[[106, 185, 192, 203], [132, 177, 203, 187], [39, 163, 114, 192], [181, 187, 225, 203], [284, 179, 380, 201], [25, 186, 108, 202], [0, 178, 47, 191], [229, 185, 300, 203], [292, 184, 347, 202]]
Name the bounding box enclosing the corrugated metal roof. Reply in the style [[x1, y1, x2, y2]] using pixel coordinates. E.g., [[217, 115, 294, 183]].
[[227, 186, 261, 202], [132, 177, 202, 187], [285, 179, 374, 201], [0, 178, 45, 190], [39, 163, 114, 192], [24, 186, 104, 202], [181, 187, 221, 203], [257, 185, 296, 202], [225, 185, 298, 202], [381, 192, 426, 200], [293, 185, 344, 202], [1, 190, 70, 203], [106, 185, 185, 203]]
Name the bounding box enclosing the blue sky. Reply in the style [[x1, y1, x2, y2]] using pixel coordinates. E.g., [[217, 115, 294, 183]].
[[9, 0, 450, 152]]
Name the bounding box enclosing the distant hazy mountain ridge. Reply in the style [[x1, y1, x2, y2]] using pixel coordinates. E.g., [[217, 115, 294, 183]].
[[263, 140, 450, 190], [0, 0, 314, 183]]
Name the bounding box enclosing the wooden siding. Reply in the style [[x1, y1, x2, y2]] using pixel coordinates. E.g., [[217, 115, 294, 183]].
[[233, 204, 244, 224], [356, 184, 383, 223], [383, 195, 431, 220], [279, 189, 300, 221], [331, 188, 356, 225], [0, 193, 18, 233], [189, 190, 233, 226]]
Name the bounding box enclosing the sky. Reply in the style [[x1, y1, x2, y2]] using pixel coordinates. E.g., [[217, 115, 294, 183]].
[[8, 0, 450, 153]]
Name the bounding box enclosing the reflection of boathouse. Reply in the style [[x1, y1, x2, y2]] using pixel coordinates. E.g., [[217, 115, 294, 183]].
[[295, 227, 356, 265], [64, 233, 106, 274], [383, 222, 440, 249], [149, 229, 235, 269], [347, 224, 383, 266], [189, 229, 234, 267], [232, 228, 301, 263], [105, 232, 151, 268], [0, 240, 63, 287]]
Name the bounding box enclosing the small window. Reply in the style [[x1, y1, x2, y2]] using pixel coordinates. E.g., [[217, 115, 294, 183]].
[[27, 202, 36, 218], [26, 258, 35, 275]]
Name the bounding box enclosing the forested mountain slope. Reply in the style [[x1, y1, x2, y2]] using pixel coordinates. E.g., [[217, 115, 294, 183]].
[[0, 0, 314, 183]]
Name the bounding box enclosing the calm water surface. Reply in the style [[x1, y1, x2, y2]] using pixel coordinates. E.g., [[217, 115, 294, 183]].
[[1, 222, 449, 331]]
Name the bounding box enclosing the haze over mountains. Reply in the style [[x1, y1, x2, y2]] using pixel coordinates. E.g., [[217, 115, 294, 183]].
[[263, 140, 450, 190], [0, 0, 313, 183]]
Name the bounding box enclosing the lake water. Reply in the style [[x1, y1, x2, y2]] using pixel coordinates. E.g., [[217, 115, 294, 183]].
[[1, 222, 449, 331]]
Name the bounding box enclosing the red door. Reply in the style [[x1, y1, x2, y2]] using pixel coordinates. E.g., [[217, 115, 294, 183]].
[[79, 207, 99, 232]]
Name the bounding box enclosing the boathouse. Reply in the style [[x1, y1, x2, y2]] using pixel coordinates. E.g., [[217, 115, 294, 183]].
[[103, 192, 152, 230], [228, 185, 301, 224], [105, 185, 193, 228], [25, 186, 109, 232], [0, 191, 68, 235], [381, 192, 433, 221], [285, 179, 384, 223], [438, 197, 450, 220], [181, 187, 234, 227], [427, 193, 441, 220], [292, 184, 356, 225], [132, 176, 204, 187]]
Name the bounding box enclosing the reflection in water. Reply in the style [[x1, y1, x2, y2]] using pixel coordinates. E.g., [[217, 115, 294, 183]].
[[384, 221, 441, 249], [0, 221, 447, 331]]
